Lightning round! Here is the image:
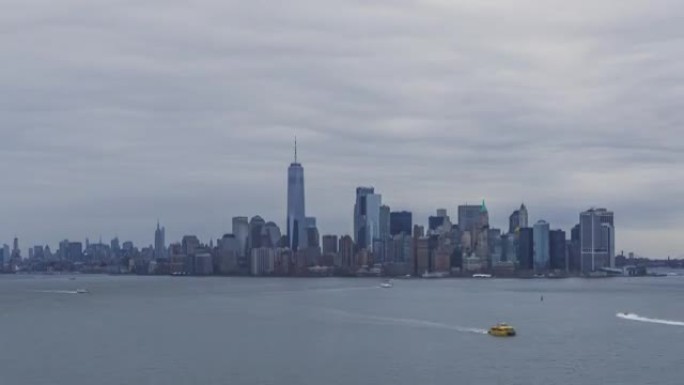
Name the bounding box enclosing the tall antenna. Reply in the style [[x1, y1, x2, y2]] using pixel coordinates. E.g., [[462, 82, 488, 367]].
[[294, 136, 298, 163]]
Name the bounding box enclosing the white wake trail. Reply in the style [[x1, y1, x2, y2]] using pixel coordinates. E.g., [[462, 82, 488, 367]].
[[617, 312, 684, 326], [32, 290, 80, 295], [327, 309, 488, 334]]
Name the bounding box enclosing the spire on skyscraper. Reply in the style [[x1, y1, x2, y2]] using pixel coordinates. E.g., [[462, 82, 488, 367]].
[[294, 136, 298, 163]]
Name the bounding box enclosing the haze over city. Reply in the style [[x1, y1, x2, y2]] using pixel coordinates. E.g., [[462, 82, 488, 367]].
[[2, 0, 683, 258]]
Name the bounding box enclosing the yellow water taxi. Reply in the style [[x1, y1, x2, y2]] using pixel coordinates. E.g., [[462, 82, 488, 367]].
[[488, 323, 516, 337]]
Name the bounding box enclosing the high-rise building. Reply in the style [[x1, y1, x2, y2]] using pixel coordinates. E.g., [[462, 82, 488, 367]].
[[388, 233, 413, 263], [580, 208, 615, 272], [517, 228, 534, 270], [338, 235, 354, 268], [11, 237, 20, 259], [533, 220, 550, 272], [216, 234, 240, 274], [415, 237, 430, 274], [154, 221, 166, 259], [354, 187, 382, 250], [568, 223, 581, 272], [429, 209, 451, 233], [549, 229, 567, 271], [458, 205, 481, 233], [519, 203, 529, 228], [390, 211, 412, 236], [413, 225, 424, 238], [488, 228, 502, 264], [232, 216, 249, 257], [322, 235, 338, 255], [263, 222, 282, 248], [379, 205, 390, 241], [251, 247, 275, 276], [181, 235, 200, 256], [287, 140, 307, 251], [248, 216, 266, 251], [68, 242, 83, 261]]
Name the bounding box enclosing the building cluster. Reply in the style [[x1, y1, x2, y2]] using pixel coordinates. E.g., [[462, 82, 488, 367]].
[[1, 144, 630, 277]]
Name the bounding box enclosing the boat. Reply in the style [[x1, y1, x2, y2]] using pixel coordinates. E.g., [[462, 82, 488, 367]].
[[488, 323, 516, 337], [380, 280, 393, 288], [473, 274, 492, 278], [75, 289, 89, 294]]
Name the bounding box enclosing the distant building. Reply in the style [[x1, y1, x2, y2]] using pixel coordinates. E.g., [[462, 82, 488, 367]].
[[154, 221, 166, 259], [550, 229, 567, 271], [11, 237, 20, 260], [580, 208, 615, 272], [354, 187, 382, 251], [533, 220, 550, 272], [232, 216, 249, 257], [287, 140, 307, 251], [194, 253, 213, 275], [488, 228, 502, 264], [338, 235, 354, 268], [413, 225, 425, 238], [379, 205, 390, 241], [322, 235, 338, 255], [181, 235, 200, 256], [387, 233, 413, 264], [568, 224, 581, 272], [263, 222, 282, 248], [390, 211, 412, 236], [68, 242, 83, 261], [215, 234, 240, 274], [517, 228, 534, 270], [251, 247, 275, 276], [415, 237, 430, 274], [248, 216, 266, 251], [458, 205, 481, 233]]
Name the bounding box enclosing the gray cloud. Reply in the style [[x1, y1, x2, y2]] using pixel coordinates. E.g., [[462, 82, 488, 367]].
[[1, 0, 683, 257]]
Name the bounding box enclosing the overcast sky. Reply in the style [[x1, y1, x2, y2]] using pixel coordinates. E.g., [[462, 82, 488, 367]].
[[2, 0, 683, 257]]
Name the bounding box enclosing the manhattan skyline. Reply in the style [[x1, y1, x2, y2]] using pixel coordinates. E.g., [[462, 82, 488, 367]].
[[2, 1, 683, 258]]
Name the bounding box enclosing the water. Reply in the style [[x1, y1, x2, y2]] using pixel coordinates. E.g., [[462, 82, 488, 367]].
[[1, 275, 683, 385]]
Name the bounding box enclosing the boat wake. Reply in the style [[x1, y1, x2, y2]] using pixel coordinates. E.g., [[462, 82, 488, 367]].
[[616, 312, 684, 326], [32, 290, 81, 295], [326, 309, 488, 335]]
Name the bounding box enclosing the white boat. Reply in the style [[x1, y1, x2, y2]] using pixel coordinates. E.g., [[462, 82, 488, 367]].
[[380, 280, 393, 288], [472, 274, 493, 278], [75, 289, 89, 294]]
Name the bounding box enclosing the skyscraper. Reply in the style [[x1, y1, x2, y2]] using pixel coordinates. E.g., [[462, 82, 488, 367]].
[[248, 216, 266, 251], [517, 227, 534, 270], [354, 187, 382, 250], [232, 216, 249, 257], [322, 235, 338, 255], [390, 211, 413, 236], [287, 140, 307, 251], [533, 220, 550, 272], [263, 222, 282, 248], [458, 204, 481, 233], [379, 205, 390, 241], [154, 221, 166, 259], [580, 208, 615, 272], [549, 229, 567, 271], [518, 204, 528, 228], [509, 210, 520, 234]]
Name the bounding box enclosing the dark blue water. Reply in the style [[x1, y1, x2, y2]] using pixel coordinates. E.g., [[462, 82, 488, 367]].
[[1, 275, 682, 385]]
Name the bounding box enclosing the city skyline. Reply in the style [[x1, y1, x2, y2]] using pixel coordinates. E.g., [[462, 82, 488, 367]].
[[2, 1, 683, 258], [0, 147, 679, 258]]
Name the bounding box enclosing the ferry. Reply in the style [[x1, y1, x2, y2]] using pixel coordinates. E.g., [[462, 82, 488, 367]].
[[488, 323, 516, 337], [472, 274, 492, 278]]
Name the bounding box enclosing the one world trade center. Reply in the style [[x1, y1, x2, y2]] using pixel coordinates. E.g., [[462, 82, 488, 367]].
[[287, 140, 308, 251]]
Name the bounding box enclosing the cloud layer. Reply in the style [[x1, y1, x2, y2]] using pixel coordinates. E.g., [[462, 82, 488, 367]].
[[1, 0, 683, 257]]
